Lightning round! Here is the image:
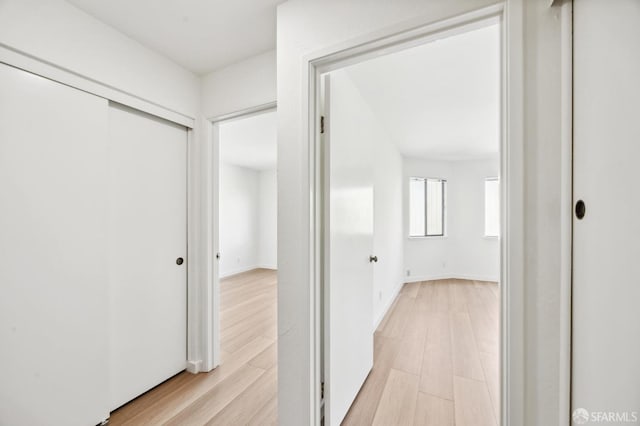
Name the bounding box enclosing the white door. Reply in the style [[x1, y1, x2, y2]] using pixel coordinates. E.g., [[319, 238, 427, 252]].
[[573, 0, 640, 417], [324, 71, 375, 425], [108, 103, 188, 410], [0, 64, 110, 426]]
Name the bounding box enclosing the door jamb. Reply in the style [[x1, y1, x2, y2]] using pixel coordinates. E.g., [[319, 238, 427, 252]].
[[305, 4, 525, 424], [200, 102, 278, 372]]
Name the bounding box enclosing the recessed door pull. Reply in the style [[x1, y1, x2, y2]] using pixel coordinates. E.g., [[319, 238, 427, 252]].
[[176, 257, 184, 265], [575, 200, 586, 220]]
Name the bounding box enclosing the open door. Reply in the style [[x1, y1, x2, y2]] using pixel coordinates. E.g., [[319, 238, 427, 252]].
[[323, 71, 375, 425]]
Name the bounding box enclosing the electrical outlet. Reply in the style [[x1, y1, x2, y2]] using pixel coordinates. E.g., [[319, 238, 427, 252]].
[[406, 269, 411, 276]]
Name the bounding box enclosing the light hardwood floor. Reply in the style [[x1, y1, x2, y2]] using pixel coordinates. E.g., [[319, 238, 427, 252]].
[[343, 279, 499, 426], [108, 274, 497, 426], [108, 268, 278, 426]]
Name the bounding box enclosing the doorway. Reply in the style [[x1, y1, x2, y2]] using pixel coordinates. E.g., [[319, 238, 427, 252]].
[[208, 106, 279, 422], [316, 14, 504, 426]]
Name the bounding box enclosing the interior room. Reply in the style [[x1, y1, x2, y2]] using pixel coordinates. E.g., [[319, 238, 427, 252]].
[[323, 22, 500, 425], [218, 111, 278, 278]]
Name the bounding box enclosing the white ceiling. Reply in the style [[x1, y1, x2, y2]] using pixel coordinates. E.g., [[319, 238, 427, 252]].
[[219, 110, 277, 171], [66, 0, 284, 74], [343, 23, 500, 161]]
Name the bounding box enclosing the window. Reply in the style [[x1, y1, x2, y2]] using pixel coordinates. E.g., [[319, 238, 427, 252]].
[[484, 177, 500, 237], [409, 177, 445, 237]]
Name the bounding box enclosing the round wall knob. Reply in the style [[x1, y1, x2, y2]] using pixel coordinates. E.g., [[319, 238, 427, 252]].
[[176, 257, 184, 265]]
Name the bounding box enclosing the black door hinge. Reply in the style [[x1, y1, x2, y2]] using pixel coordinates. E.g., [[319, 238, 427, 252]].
[[320, 116, 325, 134], [321, 381, 325, 399]]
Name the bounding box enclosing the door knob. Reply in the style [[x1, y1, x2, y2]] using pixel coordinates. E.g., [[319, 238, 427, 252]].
[[176, 257, 184, 265], [216, 252, 220, 260], [369, 255, 378, 263]]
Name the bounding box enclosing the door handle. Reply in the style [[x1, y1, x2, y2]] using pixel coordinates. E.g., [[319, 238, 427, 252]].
[[369, 255, 378, 263], [176, 257, 184, 265], [216, 252, 220, 260]]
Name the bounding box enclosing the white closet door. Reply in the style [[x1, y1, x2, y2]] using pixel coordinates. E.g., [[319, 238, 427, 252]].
[[325, 71, 375, 426], [108, 103, 187, 410], [0, 64, 109, 426], [573, 0, 640, 416]]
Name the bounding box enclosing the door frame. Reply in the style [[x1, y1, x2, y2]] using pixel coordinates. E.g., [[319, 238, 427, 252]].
[[202, 102, 278, 371], [305, 4, 529, 424]]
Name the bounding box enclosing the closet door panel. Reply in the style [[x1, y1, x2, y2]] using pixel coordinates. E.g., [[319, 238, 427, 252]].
[[0, 64, 110, 426], [573, 0, 640, 415], [108, 102, 188, 410]]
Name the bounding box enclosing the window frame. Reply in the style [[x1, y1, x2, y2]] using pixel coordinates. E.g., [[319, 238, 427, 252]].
[[408, 176, 447, 238]]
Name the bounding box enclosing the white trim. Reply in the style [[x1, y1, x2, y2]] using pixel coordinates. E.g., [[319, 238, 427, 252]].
[[503, 1, 525, 424], [0, 43, 194, 128], [207, 101, 277, 123], [558, 0, 573, 423], [305, 4, 525, 425], [220, 265, 260, 279], [185, 360, 202, 374], [258, 265, 278, 271], [404, 274, 500, 284], [220, 265, 278, 280]]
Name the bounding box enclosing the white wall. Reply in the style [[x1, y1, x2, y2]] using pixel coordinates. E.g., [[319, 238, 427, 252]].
[[277, 0, 568, 424], [403, 157, 499, 283], [258, 169, 278, 269], [219, 164, 277, 277], [219, 163, 259, 277], [0, 0, 200, 118], [202, 50, 277, 118], [449, 159, 500, 281]]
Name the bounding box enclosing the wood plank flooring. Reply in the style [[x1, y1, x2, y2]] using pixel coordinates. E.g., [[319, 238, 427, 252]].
[[108, 274, 497, 426], [343, 279, 499, 426], [108, 268, 277, 426]]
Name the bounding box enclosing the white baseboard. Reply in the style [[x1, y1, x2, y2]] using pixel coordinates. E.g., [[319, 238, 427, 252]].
[[186, 359, 202, 374], [257, 264, 277, 271], [404, 273, 499, 284], [373, 280, 404, 331], [220, 264, 261, 279]]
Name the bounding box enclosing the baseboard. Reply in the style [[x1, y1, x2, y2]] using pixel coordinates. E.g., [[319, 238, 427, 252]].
[[404, 273, 499, 284], [220, 265, 261, 279], [186, 359, 202, 374], [373, 280, 404, 331], [257, 264, 277, 271]]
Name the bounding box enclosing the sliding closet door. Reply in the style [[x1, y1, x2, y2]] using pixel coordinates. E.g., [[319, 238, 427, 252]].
[[0, 64, 109, 426], [573, 0, 640, 416], [108, 103, 188, 410]]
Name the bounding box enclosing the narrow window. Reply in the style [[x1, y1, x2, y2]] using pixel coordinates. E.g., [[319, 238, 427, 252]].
[[484, 177, 500, 237], [409, 177, 446, 237]]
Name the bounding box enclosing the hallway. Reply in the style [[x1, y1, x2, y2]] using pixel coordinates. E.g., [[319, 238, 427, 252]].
[[343, 279, 499, 426], [108, 269, 277, 425]]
